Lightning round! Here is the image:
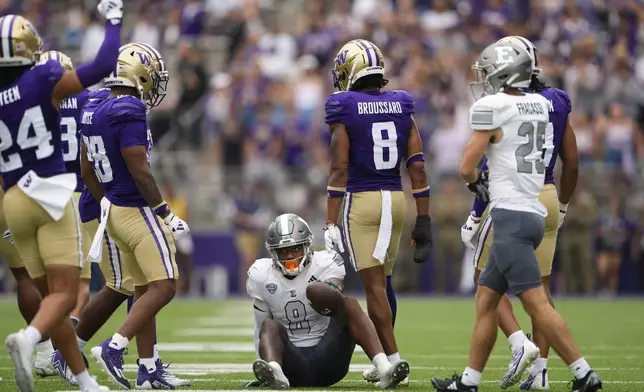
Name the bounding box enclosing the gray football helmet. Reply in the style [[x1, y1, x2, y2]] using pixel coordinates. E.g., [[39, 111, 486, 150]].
[[471, 41, 533, 96], [265, 213, 314, 277]]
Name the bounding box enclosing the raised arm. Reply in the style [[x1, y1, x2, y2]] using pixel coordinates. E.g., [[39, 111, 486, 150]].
[[52, 0, 123, 106]]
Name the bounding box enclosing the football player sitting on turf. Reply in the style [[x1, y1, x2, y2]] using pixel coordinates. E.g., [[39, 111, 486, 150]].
[[246, 213, 409, 389]]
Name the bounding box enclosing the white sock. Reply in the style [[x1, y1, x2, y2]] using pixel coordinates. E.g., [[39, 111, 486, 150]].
[[35, 339, 54, 354], [507, 330, 527, 350], [569, 357, 591, 380], [139, 357, 156, 372], [372, 353, 390, 376], [531, 358, 547, 375], [75, 369, 98, 389], [387, 352, 401, 363], [153, 344, 159, 360], [461, 367, 482, 386], [23, 326, 42, 347], [109, 333, 129, 350], [76, 336, 88, 350]]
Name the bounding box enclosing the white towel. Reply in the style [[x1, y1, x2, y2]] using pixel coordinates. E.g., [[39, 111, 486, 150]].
[[88, 197, 112, 264], [372, 190, 393, 264], [17, 171, 76, 221]]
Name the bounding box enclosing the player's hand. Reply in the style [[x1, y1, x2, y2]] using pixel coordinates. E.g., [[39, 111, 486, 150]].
[[163, 213, 190, 240], [2, 229, 13, 244], [558, 203, 568, 229], [461, 214, 482, 250], [411, 215, 432, 263], [97, 0, 123, 23], [323, 223, 345, 254], [466, 170, 489, 203]]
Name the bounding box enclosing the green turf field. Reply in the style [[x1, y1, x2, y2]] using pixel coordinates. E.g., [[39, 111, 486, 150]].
[[0, 297, 642, 391]]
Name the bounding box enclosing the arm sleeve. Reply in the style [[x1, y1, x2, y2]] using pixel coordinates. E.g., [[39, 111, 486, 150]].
[[117, 120, 148, 149], [469, 99, 503, 131], [400, 90, 416, 115], [252, 298, 271, 359], [75, 21, 122, 88], [324, 94, 348, 125]]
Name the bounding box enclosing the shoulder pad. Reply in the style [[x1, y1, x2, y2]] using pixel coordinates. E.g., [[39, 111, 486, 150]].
[[89, 88, 110, 100], [31, 60, 65, 90], [392, 89, 415, 114], [74, 89, 91, 108], [108, 96, 146, 124], [248, 258, 272, 283], [324, 92, 351, 125], [550, 88, 572, 115], [470, 95, 508, 130]]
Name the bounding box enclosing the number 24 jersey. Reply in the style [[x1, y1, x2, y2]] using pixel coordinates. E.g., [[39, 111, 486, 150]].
[[324, 90, 416, 193], [246, 251, 346, 348]]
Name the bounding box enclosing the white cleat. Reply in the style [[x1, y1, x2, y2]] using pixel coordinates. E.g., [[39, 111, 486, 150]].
[[252, 359, 289, 389], [34, 347, 57, 377], [500, 339, 540, 389], [379, 360, 410, 389], [519, 368, 549, 390], [6, 330, 36, 392], [368, 364, 410, 388]]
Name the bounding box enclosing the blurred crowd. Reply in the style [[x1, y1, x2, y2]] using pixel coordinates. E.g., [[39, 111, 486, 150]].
[[5, 0, 644, 295]]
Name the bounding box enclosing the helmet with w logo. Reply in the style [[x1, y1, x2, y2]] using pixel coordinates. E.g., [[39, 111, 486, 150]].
[[332, 39, 385, 91], [0, 15, 42, 67], [104, 42, 168, 108]]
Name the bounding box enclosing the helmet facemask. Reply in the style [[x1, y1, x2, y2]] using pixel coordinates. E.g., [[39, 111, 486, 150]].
[[267, 240, 313, 277], [144, 69, 168, 109]]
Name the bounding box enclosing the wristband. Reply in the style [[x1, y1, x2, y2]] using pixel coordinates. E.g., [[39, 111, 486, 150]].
[[412, 186, 431, 198], [327, 186, 345, 198], [406, 152, 425, 167], [325, 280, 342, 292], [154, 201, 170, 217]]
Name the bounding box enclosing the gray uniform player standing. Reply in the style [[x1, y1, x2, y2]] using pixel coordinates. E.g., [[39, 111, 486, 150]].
[[430, 42, 602, 392]]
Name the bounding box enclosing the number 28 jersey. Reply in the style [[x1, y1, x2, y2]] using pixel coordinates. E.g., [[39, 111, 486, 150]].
[[324, 90, 415, 193], [81, 94, 152, 207], [470, 92, 552, 217], [246, 251, 346, 348], [0, 60, 67, 190]]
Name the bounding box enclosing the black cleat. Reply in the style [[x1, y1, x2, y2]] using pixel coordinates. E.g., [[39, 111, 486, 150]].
[[570, 371, 602, 392], [431, 374, 478, 392]]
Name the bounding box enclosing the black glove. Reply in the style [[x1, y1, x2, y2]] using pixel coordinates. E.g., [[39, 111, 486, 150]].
[[466, 170, 490, 203], [411, 215, 432, 263]]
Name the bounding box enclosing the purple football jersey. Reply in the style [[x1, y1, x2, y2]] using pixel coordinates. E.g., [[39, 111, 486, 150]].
[[81, 94, 151, 208], [60, 89, 90, 192], [324, 90, 415, 193], [539, 88, 571, 184], [0, 60, 67, 190], [78, 89, 110, 223]]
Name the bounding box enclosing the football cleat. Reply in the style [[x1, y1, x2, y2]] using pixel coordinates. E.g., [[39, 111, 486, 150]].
[[135, 361, 173, 390], [5, 330, 35, 392], [570, 371, 602, 392], [81, 385, 111, 392], [34, 345, 57, 377], [91, 339, 131, 390], [365, 364, 409, 387], [158, 360, 191, 387], [500, 339, 540, 389], [252, 359, 289, 389], [519, 368, 549, 390], [51, 350, 79, 386], [431, 374, 478, 392], [379, 360, 410, 389]]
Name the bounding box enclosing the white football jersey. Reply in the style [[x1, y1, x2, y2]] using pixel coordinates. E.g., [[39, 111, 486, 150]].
[[246, 251, 346, 347], [470, 92, 553, 217]]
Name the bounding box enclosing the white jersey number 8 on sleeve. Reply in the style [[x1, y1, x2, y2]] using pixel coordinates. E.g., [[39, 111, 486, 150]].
[[372, 121, 398, 170]]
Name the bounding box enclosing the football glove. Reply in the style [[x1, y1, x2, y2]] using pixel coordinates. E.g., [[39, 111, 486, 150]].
[[411, 215, 432, 263], [558, 203, 568, 229], [461, 214, 482, 250], [3, 229, 13, 244], [163, 212, 190, 240], [323, 223, 345, 253], [97, 0, 123, 23], [466, 170, 490, 203]]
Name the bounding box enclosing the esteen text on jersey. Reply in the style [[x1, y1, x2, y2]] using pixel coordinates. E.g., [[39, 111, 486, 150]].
[[516, 102, 545, 116], [357, 101, 403, 115], [60, 97, 78, 110], [0, 86, 21, 107]]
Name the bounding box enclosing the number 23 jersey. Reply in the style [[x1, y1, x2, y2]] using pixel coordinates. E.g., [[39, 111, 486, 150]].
[[324, 90, 415, 193], [246, 251, 346, 348], [470, 92, 552, 217]]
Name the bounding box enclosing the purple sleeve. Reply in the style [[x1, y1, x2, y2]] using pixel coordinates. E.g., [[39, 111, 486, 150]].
[[400, 90, 416, 115], [118, 120, 147, 149], [471, 157, 489, 217], [75, 21, 122, 88], [324, 94, 348, 124], [36, 60, 65, 90]]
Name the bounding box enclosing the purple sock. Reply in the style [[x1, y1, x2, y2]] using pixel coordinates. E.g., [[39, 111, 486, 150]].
[[386, 276, 397, 327]]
